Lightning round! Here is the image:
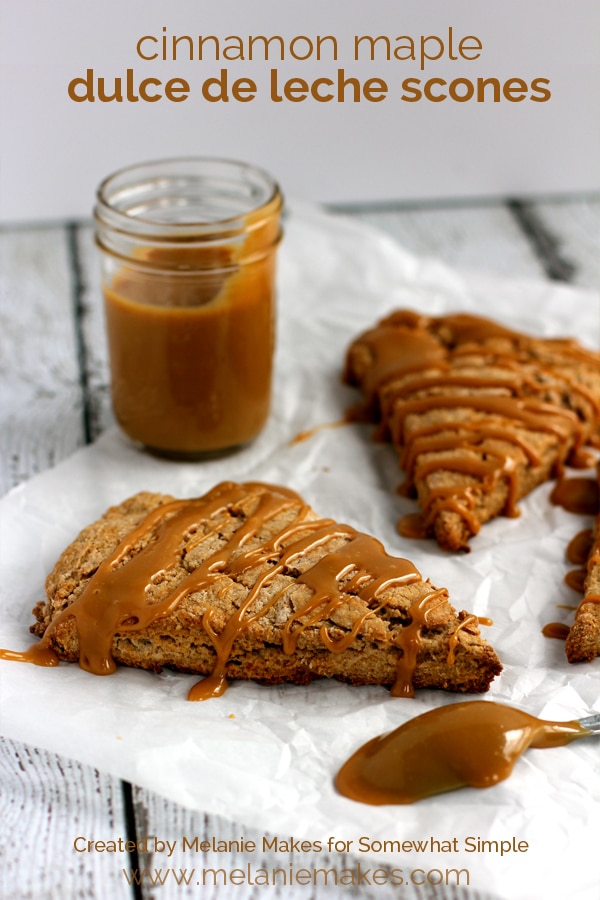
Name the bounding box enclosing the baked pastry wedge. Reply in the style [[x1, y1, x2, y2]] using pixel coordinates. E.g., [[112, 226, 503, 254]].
[[564, 465, 600, 663], [565, 527, 600, 663], [344, 310, 600, 552], [5, 481, 501, 699]]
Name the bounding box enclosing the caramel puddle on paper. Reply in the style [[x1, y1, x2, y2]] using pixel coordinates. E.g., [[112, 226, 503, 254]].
[[335, 700, 589, 805]]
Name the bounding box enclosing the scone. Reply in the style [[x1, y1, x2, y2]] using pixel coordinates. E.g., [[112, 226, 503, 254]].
[[345, 310, 600, 552], [565, 466, 600, 663], [22, 481, 501, 700]]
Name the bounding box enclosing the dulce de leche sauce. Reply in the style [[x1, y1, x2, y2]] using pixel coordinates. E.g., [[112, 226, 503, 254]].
[[335, 700, 589, 804], [95, 158, 283, 457], [104, 249, 276, 456]]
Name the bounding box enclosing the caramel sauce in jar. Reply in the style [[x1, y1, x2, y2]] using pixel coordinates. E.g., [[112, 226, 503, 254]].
[[95, 158, 283, 458], [335, 700, 589, 805]]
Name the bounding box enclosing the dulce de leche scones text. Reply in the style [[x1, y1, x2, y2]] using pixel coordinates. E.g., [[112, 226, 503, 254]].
[[344, 311, 600, 552], [25, 482, 501, 699]]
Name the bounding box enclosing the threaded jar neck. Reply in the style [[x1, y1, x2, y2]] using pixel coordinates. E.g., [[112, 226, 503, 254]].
[[94, 157, 283, 272]]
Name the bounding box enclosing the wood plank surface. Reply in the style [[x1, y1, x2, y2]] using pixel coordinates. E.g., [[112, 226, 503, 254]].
[[69, 223, 114, 442], [1, 197, 597, 899], [528, 195, 600, 287], [337, 202, 547, 279], [0, 739, 131, 899], [0, 227, 85, 493]]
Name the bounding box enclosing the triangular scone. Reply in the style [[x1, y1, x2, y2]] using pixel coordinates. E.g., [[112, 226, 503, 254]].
[[565, 523, 600, 663], [25, 482, 501, 699], [565, 466, 600, 663], [345, 311, 600, 552]]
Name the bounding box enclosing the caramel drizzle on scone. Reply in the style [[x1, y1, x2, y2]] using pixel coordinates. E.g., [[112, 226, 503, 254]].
[[1, 482, 459, 700], [548, 466, 600, 662], [344, 311, 599, 547]]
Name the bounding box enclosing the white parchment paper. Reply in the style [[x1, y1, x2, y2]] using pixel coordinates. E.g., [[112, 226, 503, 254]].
[[1, 205, 599, 900]]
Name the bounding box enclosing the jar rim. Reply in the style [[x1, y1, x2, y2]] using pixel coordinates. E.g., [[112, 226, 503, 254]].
[[94, 156, 282, 238]]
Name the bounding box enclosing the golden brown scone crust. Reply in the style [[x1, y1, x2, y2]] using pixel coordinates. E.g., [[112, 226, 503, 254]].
[[345, 310, 600, 552], [565, 474, 600, 663], [31, 484, 502, 695]]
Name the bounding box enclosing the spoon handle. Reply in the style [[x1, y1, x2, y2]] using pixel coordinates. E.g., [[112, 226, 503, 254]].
[[579, 713, 600, 734]]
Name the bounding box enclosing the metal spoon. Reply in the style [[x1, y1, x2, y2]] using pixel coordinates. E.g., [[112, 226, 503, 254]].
[[579, 713, 600, 734]]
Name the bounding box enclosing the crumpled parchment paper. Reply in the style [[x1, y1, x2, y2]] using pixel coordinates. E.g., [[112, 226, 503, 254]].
[[1, 203, 599, 900]]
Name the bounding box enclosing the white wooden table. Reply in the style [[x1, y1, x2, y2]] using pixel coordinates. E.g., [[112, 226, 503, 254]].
[[1, 196, 599, 899]]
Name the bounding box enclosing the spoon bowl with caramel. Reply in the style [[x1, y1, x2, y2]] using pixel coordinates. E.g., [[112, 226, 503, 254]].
[[335, 700, 600, 805]]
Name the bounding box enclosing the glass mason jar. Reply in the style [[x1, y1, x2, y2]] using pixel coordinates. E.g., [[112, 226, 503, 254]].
[[94, 157, 283, 458]]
